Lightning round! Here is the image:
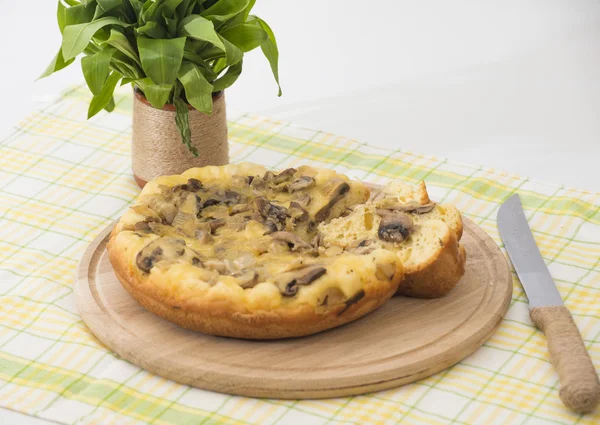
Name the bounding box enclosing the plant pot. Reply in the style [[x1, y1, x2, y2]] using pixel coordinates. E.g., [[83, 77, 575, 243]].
[[132, 88, 229, 188]]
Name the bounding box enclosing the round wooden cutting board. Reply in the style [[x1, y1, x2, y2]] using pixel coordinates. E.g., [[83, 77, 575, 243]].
[[75, 218, 512, 399]]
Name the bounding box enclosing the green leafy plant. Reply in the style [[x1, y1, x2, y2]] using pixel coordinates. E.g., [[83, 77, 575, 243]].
[[42, 0, 281, 155]]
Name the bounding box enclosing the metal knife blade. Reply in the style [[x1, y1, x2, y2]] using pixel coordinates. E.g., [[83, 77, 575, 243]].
[[497, 194, 563, 308]]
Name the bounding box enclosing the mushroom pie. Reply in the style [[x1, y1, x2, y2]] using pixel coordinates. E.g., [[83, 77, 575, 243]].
[[108, 163, 403, 339]]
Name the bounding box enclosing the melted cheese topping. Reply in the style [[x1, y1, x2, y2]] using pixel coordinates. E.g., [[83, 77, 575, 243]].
[[111, 163, 400, 312]]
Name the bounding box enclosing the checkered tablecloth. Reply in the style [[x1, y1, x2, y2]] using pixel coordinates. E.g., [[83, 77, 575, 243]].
[[0, 85, 598, 425]]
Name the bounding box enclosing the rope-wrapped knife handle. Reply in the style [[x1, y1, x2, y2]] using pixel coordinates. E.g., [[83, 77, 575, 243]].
[[530, 306, 600, 413]]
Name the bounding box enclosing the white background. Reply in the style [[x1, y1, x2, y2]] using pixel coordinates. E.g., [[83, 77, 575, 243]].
[[0, 1, 599, 423], [1, 1, 600, 192]]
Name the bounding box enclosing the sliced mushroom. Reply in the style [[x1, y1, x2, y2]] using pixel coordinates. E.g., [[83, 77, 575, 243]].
[[270, 231, 313, 251], [314, 179, 351, 222], [223, 259, 240, 274], [224, 190, 242, 205], [231, 175, 252, 187], [347, 238, 377, 255], [207, 218, 226, 233], [187, 178, 203, 191], [196, 230, 212, 244], [254, 197, 288, 222], [376, 199, 436, 214], [288, 201, 309, 222], [201, 198, 220, 208], [135, 238, 186, 273], [288, 176, 315, 192], [130, 204, 162, 222], [337, 290, 366, 316], [412, 203, 436, 214], [136, 246, 162, 273], [144, 194, 178, 224], [273, 182, 291, 192], [236, 270, 259, 288], [250, 176, 267, 194], [170, 184, 188, 194], [263, 219, 280, 235], [273, 168, 297, 184], [170, 193, 198, 236], [171, 212, 196, 237], [377, 211, 414, 242], [295, 194, 312, 207], [230, 203, 251, 215], [276, 266, 327, 296], [147, 222, 186, 238], [265, 170, 276, 180], [235, 252, 257, 269], [134, 221, 151, 231]]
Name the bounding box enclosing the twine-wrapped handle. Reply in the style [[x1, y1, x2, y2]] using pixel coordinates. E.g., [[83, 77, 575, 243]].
[[530, 306, 600, 413]]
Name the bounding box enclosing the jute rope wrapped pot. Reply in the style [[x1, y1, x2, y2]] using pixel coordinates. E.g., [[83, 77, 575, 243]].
[[132, 89, 229, 188]]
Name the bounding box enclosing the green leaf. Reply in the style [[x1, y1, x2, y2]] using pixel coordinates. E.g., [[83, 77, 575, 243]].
[[178, 63, 213, 113], [224, 0, 254, 27], [62, 17, 129, 60], [255, 17, 281, 96], [164, 15, 178, 36], [103, 28, 141, 66], [177, 0, 191, 16], [81, 47, 116, 94], [138, 37, 186, 85], [111, 51, 144, 78], [180, 15, 225, 51], [201, 0, 249, 21], [93, 0, 123, 19], [121, 77, 135, 85], [57, 0, 67, 32], [219, 34, 242, 65], [136, 78, 173, 109], [38, 48, 75, 79], [173, 82, 198, 156], [126, 0, 143, 19], [136, 21, 168, 38], [213, 57, 227, 74], [182, 50, 218, 80], [104, 97, 116, 112], [58, 1, 96, 34], [221, 23, 266, 52], [141, 0, 165, 23], [185, 0, 197, 16], [163, 0, 183, 17], [212, 60, 242, 92], [88, 72, 121, 118]]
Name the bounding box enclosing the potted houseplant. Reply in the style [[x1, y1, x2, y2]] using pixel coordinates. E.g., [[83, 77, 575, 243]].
[[41, 0, 281, 187]]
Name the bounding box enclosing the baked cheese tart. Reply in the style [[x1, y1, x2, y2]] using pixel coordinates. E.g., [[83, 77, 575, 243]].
[[108, 163, 403, 339]]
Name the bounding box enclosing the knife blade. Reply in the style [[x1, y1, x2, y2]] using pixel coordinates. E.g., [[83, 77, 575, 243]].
[[497, 194, 600, 414], [497, 194, 563, 308]]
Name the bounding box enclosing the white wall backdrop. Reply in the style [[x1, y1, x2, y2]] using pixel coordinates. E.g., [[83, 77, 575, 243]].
[[1, 0, 599, 190]]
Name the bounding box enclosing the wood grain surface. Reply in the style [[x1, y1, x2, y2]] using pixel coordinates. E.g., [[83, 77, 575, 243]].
[[75, 217, 512, 399]]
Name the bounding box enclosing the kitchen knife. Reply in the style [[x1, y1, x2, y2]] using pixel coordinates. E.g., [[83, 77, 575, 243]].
[[497, 194, 600, 414]]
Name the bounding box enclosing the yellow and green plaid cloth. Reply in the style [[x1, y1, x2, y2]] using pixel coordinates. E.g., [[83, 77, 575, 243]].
[[0, 86, 599, 425]]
